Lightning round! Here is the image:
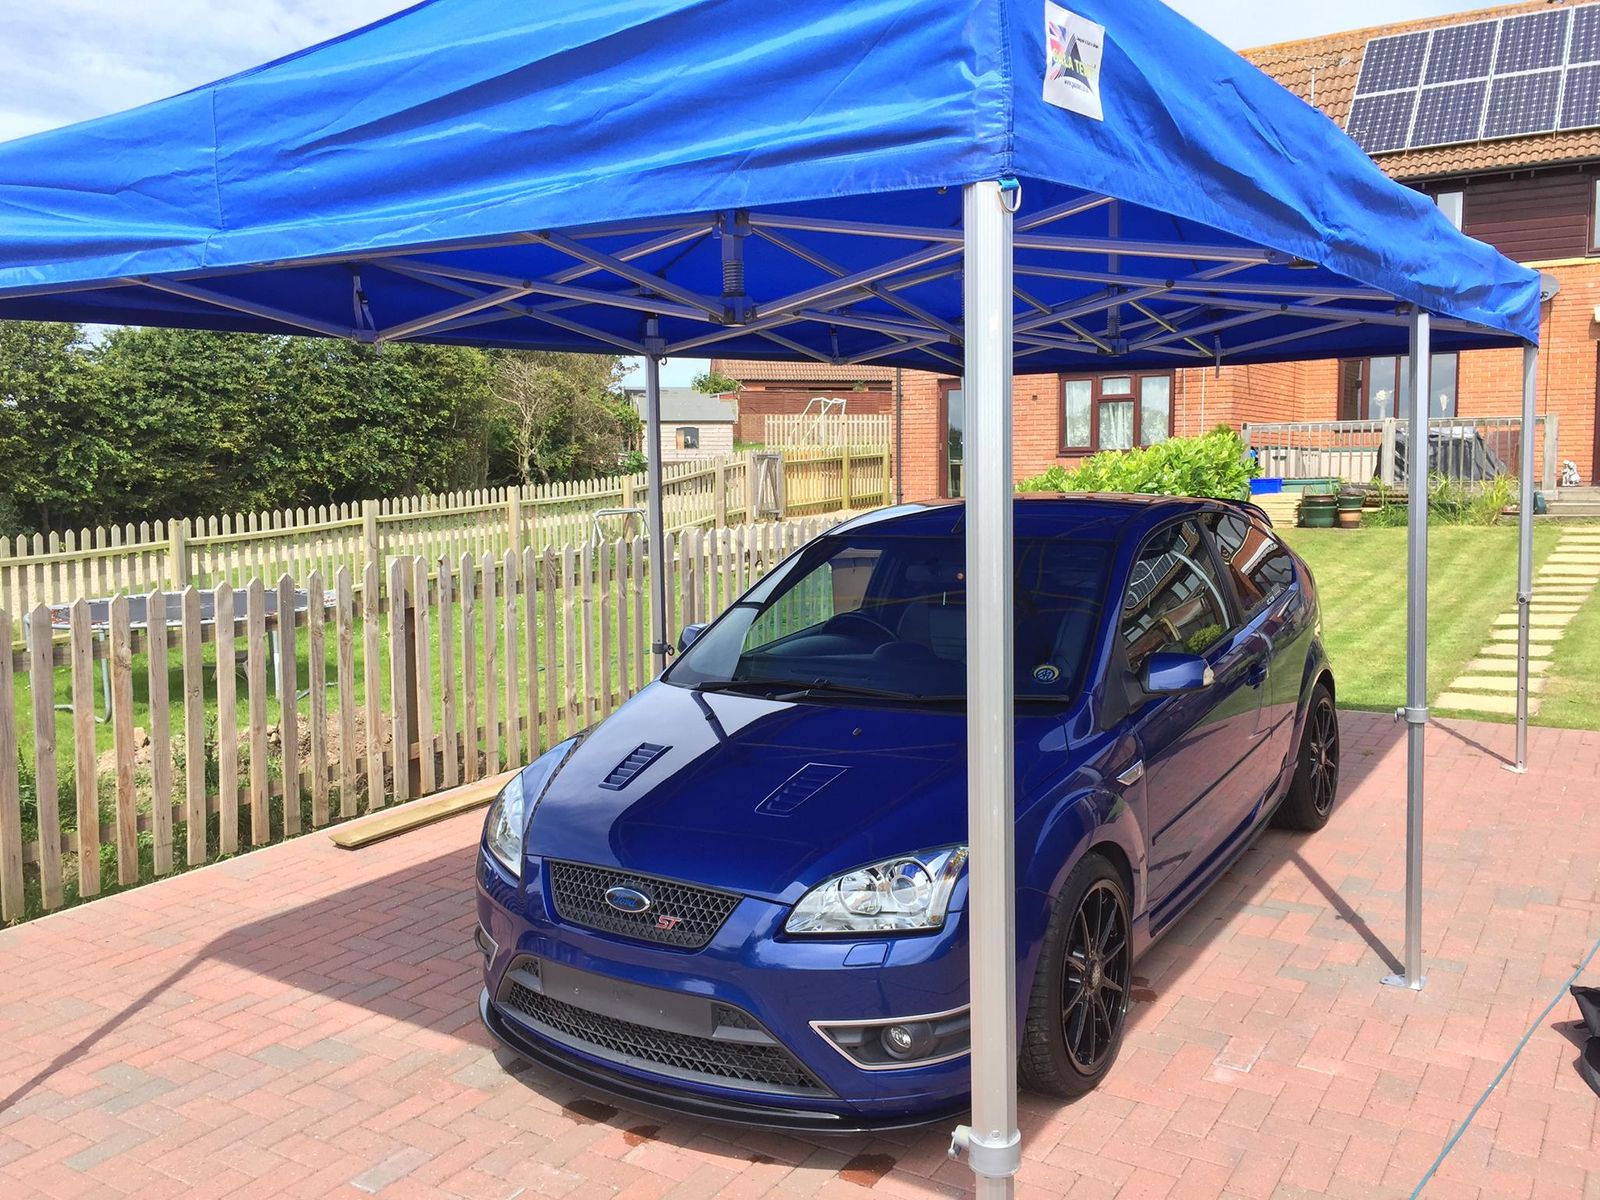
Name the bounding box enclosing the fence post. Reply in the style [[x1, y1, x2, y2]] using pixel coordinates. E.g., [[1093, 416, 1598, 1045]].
[[1380, 419, 1398, 487], [168, 518, 190, 589], [881, 447, 891, 508], [713, 460, 728, 527], [508, 489, 524, 554], [840, 448, 852, 511], [1543, 413, 1559, 491], [362, 499, 381, 577]]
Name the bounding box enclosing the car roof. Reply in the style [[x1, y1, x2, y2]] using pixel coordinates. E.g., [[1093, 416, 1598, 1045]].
[[827, 495, 1259, 543]]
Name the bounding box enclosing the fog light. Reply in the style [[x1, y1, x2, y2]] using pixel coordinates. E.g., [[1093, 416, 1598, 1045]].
[[880, 1021, 934, 1061]]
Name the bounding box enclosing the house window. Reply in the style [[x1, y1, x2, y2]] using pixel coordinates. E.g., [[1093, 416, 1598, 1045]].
[[939, 379, 964, 498], [1436, 190, 1464, 231], [676, 426, 700, 450], [1592, 180, 1600, 252], [1060, 372, 1172, 454], [1336, 355, 1458, 421]]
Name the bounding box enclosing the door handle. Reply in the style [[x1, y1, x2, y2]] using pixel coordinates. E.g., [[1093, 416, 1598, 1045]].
[[1245, 663, 1268, 688], [1116, 760, 1145, 786]]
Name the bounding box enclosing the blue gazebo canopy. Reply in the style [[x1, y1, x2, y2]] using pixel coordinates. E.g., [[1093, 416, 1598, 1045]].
[[0, 0, 1541, 368]]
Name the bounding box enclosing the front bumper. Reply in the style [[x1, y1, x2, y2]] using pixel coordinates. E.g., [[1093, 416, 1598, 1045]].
[[476, 850, 972, 1128]]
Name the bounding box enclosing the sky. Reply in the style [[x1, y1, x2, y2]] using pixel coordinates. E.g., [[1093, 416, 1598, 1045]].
[[0, 0, 1514, 387]]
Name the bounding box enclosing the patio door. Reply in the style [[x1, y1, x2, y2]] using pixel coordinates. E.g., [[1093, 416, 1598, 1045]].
[[940, 380, 964, 498]]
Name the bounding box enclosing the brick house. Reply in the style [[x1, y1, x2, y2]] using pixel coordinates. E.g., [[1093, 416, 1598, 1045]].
[[725, 0, 1600, 503]]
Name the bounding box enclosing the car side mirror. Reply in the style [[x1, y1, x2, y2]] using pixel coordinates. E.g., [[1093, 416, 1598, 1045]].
[[1143, 651, 1214, 695], [676, 623, 709, 655]]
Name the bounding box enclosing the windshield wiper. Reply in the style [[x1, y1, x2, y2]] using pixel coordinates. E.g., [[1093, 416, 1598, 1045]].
[[770, 680, 959, 704]]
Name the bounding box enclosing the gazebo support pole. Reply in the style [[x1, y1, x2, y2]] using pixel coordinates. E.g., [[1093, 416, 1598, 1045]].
[[1385, 308, 1430, 992], [1513, 345, 1539, 771], [951, 179, 1020, 1197], [643, 320, 669, 675]]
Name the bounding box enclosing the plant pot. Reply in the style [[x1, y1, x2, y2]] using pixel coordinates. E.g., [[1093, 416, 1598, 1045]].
[[1300, 493, 1337, 529], [1336, 492, 1364, 512], [1337, 508, 1362, 529]]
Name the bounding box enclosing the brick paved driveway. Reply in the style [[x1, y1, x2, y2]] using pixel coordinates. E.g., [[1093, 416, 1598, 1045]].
[[1, 713, 1598, 1200]]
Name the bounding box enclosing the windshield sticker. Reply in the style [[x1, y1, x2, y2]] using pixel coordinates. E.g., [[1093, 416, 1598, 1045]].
[[1032, 663, 1062, 684], [1043, 2, 1106, 121]]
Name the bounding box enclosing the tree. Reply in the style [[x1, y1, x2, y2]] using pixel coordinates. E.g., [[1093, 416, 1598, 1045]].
[[491, 352, 636, 484], [692, 368, 741, 395], [0, 321, 112, 535]]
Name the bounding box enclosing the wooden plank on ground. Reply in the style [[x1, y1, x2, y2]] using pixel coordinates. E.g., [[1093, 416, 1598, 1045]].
[[328, 769, 517, 850]]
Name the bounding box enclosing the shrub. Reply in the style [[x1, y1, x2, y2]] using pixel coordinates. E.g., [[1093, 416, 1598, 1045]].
[[1017, 426, 1256, 500], [1360, 473, 1517, 527]]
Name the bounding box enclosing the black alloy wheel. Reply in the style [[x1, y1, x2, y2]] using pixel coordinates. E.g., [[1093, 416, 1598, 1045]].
[[1020, 854, 1133, 1098], [1273, 680, 1340, 831], [1060, 878, 1132, 1074]]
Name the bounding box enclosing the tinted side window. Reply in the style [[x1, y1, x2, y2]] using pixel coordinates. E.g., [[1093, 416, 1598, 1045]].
[[1120, 521, 1231, 672], [1208, 512, 1296, 620]]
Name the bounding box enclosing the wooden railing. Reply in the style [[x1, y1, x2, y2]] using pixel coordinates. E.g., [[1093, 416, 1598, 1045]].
[[764, 412, 892, 448], [1241, 414, 1558, 490], [0, 446, 890, 614], [0, 516, 847, 923]]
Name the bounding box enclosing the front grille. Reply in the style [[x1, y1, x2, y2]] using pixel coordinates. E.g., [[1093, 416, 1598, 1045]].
[[500, 979, 824, 1094], [547, 860, 739, 949]]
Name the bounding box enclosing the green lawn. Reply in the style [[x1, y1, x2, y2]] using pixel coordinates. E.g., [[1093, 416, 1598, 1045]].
[[1281, 523, 1579, 720]]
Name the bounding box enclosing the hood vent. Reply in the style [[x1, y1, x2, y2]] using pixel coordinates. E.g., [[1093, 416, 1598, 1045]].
[[599, 742, 668, 791], [756, 763, 849, 816]]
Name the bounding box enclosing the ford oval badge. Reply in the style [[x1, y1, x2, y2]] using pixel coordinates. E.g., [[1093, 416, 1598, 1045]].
[[604, 885, 652, 914]]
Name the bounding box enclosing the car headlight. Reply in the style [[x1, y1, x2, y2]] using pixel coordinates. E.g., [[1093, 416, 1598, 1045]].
[[785, 846, 968, 935], [484, 739, 575, 877]]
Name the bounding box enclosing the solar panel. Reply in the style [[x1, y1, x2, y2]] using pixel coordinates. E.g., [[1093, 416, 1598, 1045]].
[[1424, 21, 1497, 84], [1357, 32, 1430, 93], [1349, 9, 1600, 152], [1483, 70, 1561, 139], [1572, 5, 1600, 66], [1494, 9, 1569, 74], [1347, 92, 1419, 154], [1412, 81, 1488, 148], [1560, 62, 1600, 130]]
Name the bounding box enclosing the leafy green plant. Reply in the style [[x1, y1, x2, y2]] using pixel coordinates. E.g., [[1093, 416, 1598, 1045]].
[[1362, 472, 1517, 527], [1186, 624, 1225, 654], [1017, 426, 1257, 500]]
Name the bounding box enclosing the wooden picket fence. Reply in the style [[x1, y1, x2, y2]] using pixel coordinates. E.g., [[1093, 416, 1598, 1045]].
[[0, 516, 847, 922], [0, 446, 891, 615], [764, 412, 892, 449]]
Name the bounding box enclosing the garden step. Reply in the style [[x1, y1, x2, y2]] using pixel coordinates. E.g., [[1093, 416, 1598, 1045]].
[[1494, 612, 1576, 627], [1464, 657, 1549, 674], [1547, 554, 1600, 565], [1475, 642, 1552, 658], [1488, 628, 1560, 644], [1447, 674, 1547, 694], [1435, 691, 1536, 715]]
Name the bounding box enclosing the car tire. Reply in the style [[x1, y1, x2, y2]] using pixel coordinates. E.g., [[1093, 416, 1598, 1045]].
[[1019, 853, 1132, 1099], [1272, 681, 1339, 832]]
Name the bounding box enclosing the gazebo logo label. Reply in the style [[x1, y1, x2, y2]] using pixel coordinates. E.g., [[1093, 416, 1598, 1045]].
[[1043, 2, 1105, 121]]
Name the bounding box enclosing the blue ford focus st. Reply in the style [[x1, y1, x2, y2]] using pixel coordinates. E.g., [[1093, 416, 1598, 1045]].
[[476, 496, 1338, 1129]]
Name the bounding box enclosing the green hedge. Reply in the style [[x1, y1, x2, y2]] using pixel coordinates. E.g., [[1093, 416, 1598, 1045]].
[[1016, 426, 1257, 500]]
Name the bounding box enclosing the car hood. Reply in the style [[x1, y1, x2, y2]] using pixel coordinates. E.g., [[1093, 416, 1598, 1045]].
[[525, 681, 1070, 902]]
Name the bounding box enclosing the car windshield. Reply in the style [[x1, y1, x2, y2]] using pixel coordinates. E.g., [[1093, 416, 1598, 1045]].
[[665, 533, 1111, 703]]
